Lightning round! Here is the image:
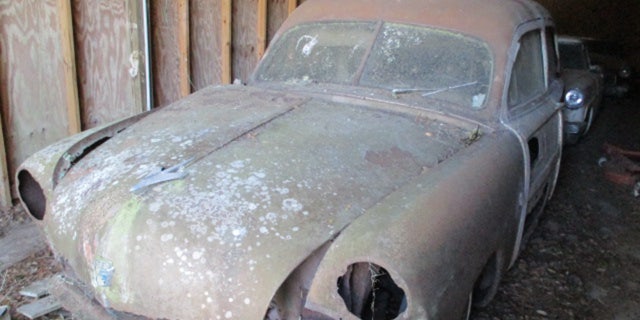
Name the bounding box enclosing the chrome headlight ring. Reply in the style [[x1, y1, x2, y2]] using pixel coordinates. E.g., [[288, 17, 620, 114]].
[[565, 89, 585, 109]]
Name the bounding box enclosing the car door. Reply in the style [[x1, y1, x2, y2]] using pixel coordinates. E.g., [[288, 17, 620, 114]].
[[501, 24, 563, 265]]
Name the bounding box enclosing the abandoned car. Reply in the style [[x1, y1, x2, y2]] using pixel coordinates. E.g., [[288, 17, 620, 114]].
[[17, 0, 564, 319], [558, 36, 604, 144]]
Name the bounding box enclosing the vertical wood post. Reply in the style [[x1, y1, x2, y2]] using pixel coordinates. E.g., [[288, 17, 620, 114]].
[[256, 0, 267, 59], [0, 111, 11, 208], [58, 0, 81, 135], [221, 0, 232, 84], [178, 0, 190, 97], [287, 0, 297, 14]]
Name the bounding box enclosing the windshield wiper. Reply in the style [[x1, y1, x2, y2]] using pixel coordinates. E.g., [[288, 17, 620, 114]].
[[391, 81, 477, 97]]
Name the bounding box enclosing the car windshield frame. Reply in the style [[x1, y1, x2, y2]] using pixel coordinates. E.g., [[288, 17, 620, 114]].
[[253, 21, 494, 110]]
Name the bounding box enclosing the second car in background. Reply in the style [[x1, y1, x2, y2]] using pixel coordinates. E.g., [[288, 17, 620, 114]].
[[558, 36, 604, 144]]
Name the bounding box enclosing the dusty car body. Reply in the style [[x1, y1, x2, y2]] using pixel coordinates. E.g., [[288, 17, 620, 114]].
[[558, 36, 604, 144], [16, 0, 563, 319]]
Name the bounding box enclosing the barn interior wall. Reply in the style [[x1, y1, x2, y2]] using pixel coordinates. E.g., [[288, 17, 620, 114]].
[[0, 0, 296, 209]]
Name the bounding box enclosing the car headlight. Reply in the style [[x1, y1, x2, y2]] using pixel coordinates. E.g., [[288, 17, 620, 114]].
[[619, 67, 631, 79], [565, 89, 584, 109]]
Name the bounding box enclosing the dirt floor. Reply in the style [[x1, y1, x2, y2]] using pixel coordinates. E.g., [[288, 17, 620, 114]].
[[0, 93, 639, 319]]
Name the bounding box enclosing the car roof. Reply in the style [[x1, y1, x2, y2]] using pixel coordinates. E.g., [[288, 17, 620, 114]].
[[272, 0, 553, 114], [279, 0, 552, 51]]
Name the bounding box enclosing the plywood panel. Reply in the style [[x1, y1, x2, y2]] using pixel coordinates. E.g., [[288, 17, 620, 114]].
[[72, 0, 146, 129], [190, 0, 226, 90], [267, 0, 288, 44], [233, 0, 261, 82], [151, 0, 190, 107], [0, 0, 76, 189]]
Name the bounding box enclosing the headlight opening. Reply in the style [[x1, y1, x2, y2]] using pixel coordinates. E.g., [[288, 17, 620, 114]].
[[337, 262, 407, 320]]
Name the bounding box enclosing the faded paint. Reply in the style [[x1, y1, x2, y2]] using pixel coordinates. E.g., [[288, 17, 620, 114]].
[[20, 85, 473, 319], [14, 0, 563, 318]]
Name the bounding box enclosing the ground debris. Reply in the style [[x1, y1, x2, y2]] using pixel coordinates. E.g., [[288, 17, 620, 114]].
[[473, 95, 640, 319]]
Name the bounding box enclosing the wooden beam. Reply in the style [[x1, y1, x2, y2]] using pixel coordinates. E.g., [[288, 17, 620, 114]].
[[287, 0, 297, 14], [177, 0, 190, 97], [256, 0, 267, 59], [221, 0, 232, 84], [0, 113, 11, 208], [57, 0, 81, 135]]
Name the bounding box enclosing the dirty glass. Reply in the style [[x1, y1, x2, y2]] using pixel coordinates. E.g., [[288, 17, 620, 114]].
[[360, 23, 492, 108], [255, 22, 493, 109], [508, 30, 545, 107], [255, 22, 377, 84]]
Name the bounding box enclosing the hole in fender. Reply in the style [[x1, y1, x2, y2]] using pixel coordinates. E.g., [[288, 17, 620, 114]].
[[17, 170, 46, 220], [337, 262, 406, 320], [528, 137, 539, 169]]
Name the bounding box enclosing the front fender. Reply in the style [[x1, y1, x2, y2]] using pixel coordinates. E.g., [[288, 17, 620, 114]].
[[17, 112, 149, 224], [304, 130, 524, 320]]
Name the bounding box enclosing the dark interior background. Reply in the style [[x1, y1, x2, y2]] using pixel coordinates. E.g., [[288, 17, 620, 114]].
[[540, 0, 639, 71]]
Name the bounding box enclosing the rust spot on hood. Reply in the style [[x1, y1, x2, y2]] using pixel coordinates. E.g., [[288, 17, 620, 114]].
[[365, 147, 419, 172]]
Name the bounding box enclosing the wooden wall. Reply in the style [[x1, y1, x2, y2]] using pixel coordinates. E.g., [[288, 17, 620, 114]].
[[72, 0, 149, 128], [0, 0, 80, 207], [0, 0, 298, 209]]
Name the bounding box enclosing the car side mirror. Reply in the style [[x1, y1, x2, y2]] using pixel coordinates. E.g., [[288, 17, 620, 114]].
[[590, 64, 603, 74]]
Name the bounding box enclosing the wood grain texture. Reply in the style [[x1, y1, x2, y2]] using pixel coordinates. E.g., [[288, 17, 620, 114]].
[[72, 0, 145, 129], [190, 0, 225, 89], [58, 0, 81, 135], [287, 0, 297, 14], [267, 0, 288, 44], [0, 0, 75, 189], [221, 0, 232, 84], [233, 0, 260, 82], [151, 0, 190, 107], [256, 0, 267, 58], [0, 108, 10, 208]]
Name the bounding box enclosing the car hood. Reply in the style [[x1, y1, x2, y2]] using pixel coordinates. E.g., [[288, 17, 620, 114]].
[[37, 85, 472, 319]]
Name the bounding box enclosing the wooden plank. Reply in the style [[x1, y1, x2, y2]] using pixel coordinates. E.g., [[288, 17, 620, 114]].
[[0, 113, 9, 209], [267, 0, 289, 44], [19, 277, 53, 299], [57, 0, 81, 134], [16, 295, 61, 320], [0, 0, 76, 190], [257, 0, 267, 58], [233, 0, 261, 82], [190, 0, 226, 89], [150, 0, 190, 107], [287, 0, 297, 14], [71, 0, 146, 129], [221, 0, 232, 84]]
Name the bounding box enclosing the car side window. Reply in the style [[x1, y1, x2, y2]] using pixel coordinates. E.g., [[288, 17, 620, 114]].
[[545, 28, 559, 80], [508, 30, 545, 108]]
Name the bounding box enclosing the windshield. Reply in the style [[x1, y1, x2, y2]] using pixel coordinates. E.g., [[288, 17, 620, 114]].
[[255, 22, 493, 109]]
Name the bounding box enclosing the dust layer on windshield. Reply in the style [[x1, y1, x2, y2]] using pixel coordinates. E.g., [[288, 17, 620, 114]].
[[255, 21, 493, 109]]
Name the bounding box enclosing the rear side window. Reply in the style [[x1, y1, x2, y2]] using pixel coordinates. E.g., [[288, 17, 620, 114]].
[[545, 29, 559, 77], [508, 30, 545, 107]]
